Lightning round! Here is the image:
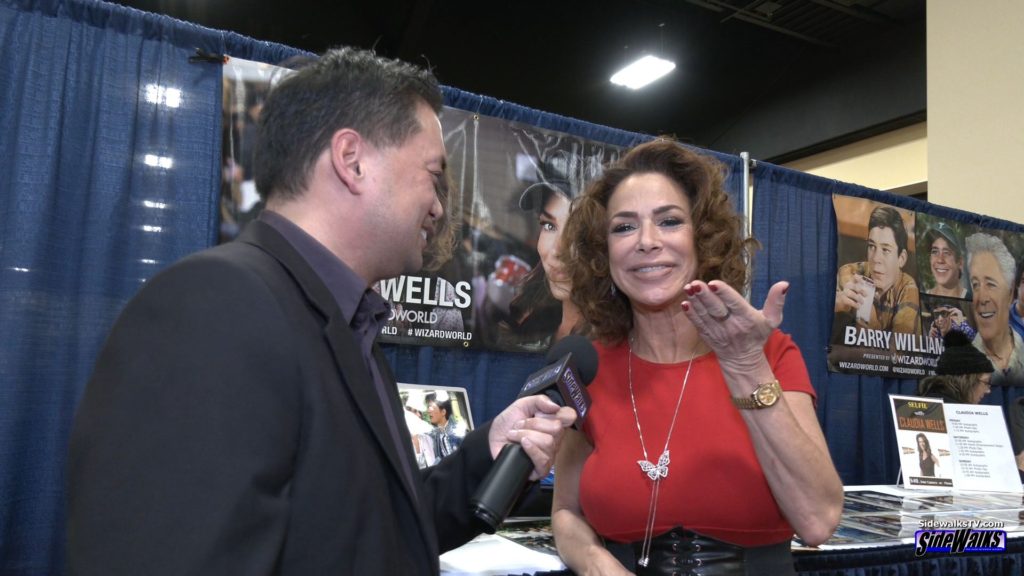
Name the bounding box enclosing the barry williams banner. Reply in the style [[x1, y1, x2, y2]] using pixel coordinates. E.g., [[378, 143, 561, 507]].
[[829, 195, 1024, 384], [829, 197, 934, 376], [221, 58, 623, 353]]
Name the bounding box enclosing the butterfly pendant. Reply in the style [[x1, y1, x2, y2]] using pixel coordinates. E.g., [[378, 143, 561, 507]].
[[637, 450, 670, 481]]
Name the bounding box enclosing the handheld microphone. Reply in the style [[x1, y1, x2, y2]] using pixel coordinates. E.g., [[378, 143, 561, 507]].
[[470, 335, 598, 533]]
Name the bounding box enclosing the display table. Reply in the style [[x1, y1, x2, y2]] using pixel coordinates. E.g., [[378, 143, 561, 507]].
[[444, 485, 1024, 575], [791, 484, 1024, 575]]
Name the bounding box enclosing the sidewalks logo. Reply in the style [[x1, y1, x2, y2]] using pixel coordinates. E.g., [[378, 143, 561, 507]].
[[914, 528, 1006, 556]]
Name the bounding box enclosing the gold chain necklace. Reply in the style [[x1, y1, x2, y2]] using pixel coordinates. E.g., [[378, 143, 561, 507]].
[[627, 339, 695, 568]]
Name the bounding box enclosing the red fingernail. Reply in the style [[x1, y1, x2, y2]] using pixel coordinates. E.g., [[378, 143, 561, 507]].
[[709, 284, 719, 293], [782, 286, 789, 295], [694, 285, 702, 294], [681, 301, 690, 312]]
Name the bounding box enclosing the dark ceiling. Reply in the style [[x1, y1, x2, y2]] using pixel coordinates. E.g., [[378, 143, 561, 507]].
[[112, 0, 927, 162]]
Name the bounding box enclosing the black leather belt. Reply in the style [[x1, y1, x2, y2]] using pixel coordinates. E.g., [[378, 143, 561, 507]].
[[607, 527, 796, 576]]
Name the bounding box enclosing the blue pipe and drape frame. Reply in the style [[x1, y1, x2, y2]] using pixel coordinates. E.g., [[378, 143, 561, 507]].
[[2, 1, 1023, 575]]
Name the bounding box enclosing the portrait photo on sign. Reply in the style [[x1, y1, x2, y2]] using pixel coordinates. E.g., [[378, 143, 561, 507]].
[[829, 197, 926, 376], [914, 214, 972, 301], [963, 229, 1024, 385], [890, 395, 953, 489], [398, 383, 474, 469], [832, 197, 920, 338], [919, 294, 975, 344]]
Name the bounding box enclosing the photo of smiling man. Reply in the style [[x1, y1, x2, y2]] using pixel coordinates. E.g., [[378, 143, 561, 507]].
[[829, 199, 925, 376], [916, 216, 970, 299], [835, 204, 921, 335], [965, 232, 1024, 385]]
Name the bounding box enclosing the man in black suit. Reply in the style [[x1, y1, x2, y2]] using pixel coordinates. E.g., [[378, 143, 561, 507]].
[[67, 47, 576, 575]]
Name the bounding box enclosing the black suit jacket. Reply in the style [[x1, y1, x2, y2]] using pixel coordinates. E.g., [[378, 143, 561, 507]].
[[68, 221, 493, 575]]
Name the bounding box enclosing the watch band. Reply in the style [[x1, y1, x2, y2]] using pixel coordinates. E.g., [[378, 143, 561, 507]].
[[732, 379, 781, 410], [731, 395, 760, 410]]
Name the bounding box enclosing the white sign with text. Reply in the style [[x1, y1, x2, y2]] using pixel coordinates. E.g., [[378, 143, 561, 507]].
[[944, 403, 1021, 493], [890, 394, 1021, 493]]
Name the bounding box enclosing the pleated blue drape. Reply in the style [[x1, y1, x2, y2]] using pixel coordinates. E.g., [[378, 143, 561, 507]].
[[0, 1, 305, 573]]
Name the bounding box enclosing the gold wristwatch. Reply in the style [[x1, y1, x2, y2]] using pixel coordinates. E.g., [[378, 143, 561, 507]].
[[732, 380, 781, 409]]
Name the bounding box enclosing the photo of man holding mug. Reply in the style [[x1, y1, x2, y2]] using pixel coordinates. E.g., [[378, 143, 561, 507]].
[[834, 205, 921, 335]]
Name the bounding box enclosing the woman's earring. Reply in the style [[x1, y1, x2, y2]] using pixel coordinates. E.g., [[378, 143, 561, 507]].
[[610, 284, 618, 297]]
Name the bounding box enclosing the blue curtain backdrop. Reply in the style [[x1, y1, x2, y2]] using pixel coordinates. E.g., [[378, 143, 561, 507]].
[[3, 1, 1023, 576], [0, 1, 301, 574]]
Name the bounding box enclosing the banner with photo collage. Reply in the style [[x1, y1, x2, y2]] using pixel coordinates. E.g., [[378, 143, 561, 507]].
[[828, 196, 1024, 384], [222, 57, 624, 353]]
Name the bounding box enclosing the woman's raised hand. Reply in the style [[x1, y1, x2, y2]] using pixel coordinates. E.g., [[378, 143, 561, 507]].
[[681, 280, 788, 371]]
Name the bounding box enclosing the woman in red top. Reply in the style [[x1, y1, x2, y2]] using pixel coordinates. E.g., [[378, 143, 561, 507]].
[[552, 139, 842, 575]]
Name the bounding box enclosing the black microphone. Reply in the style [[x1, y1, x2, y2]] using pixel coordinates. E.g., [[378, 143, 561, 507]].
[[470, 335, 598, 533]]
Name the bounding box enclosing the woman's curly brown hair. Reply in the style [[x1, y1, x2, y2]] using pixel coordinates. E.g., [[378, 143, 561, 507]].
[[559, 139, 758, 345]]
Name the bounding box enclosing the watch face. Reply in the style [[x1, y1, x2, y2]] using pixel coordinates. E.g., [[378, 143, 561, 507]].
[[755, 382, 780, 407]]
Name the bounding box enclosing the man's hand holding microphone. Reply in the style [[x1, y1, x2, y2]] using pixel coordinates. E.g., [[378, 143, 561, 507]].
[[475, 336, 598, 532]]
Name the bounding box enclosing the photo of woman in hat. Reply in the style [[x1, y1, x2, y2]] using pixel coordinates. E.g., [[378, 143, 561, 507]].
[[504, 155, 588, 350]]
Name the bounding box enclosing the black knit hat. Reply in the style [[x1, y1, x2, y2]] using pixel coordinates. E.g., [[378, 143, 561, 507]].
[[936, 330, 994, 376]]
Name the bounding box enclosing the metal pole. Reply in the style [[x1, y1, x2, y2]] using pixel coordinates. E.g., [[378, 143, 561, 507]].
[[741, 151, 752, 241], [741, 151, 753, 300]]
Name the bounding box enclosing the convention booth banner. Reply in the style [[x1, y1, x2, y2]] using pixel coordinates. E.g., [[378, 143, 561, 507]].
[[223, 57, 624, 353], [828, 195, 1024, 384]]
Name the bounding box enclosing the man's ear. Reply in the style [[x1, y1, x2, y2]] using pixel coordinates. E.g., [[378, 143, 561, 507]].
[[331, 128, 366, 192], [898, 249, 908, 269]]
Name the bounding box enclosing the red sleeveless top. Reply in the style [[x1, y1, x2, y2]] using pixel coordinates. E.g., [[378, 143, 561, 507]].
[[579, 330, 814, 547]]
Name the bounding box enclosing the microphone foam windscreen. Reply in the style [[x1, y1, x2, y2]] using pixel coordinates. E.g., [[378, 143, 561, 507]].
[[546, 335, 598, 385]]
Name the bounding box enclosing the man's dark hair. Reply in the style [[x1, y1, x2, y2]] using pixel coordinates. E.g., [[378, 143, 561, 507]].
[[254, 47, 443, 201], [432, 398, 453, 422], [868, 206, 908, 256]]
